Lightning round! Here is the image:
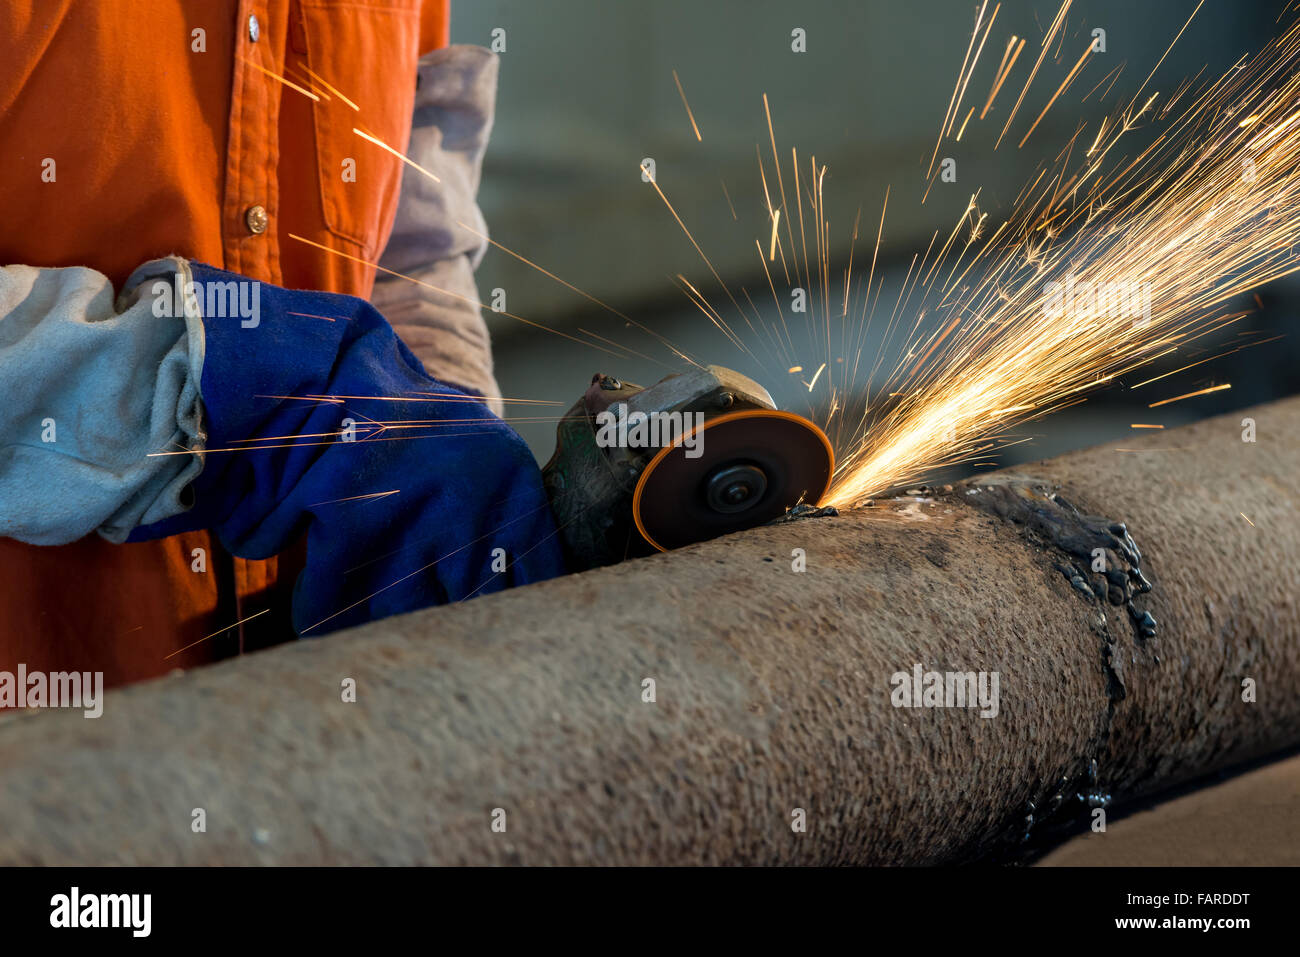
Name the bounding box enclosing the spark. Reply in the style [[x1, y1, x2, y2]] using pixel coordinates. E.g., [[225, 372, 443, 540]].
[[260, 392, 563, 407], [951, 2, 1001, 139], [240, 56, 320, 101], [996, 0, 1072, 149], [928, 1, 994, 176], [303, 65, 360, 110], [674, 273, 751, 354], [1129, 332, 1281, 388], [720, 179, 739, 220], [762, 94, 798, 284], [1018, 41, 1094, 149], [1130, 423, 1165, 429], [147, 429, 504, 456], [308, 489, 400, 508], [641, 161, 754, 353], [673, 69, 703, 141], [300, 499, 562, 634], [1148, 384, 1232, 408], [164, 609, 270, 660], [955, 107, 976, 142], [981, 37, 1026, 119], [285, 63, 329, 100], [454, 219, 687, 367], [353, 127, 440, 183], [286, 232, 629, 359], [1081, 62, 1127, 104], [1240, 512, 1256, 527], [286, 311, 341, 322], [1128, 0, 1207, 110]]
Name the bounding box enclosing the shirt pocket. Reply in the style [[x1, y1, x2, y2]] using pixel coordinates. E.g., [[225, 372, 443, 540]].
[[295, 0, 422, 257]]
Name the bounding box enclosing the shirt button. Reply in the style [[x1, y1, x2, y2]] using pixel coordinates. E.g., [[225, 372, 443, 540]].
[[245, 205, 269, 234], [248, 14, 260, 43]]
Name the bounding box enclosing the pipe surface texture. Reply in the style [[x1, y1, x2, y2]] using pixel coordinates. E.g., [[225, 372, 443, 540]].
[[0, 398, 1297, 864]]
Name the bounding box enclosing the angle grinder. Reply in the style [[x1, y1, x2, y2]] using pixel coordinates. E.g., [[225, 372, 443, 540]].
[[541, 365, 834, 569]]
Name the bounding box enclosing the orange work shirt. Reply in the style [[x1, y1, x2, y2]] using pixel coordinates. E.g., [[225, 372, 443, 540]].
[[0, 0, 450, 686]]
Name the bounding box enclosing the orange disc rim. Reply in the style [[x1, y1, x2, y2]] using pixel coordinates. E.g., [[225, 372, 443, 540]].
[[631, 409, 835, 552]]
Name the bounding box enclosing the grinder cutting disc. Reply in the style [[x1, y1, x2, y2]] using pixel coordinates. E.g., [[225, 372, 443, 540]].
[[632, 409, 834, 552]]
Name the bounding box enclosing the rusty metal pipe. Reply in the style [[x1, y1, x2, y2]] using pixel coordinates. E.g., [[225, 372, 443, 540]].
[[1, 398, 1297, 864]]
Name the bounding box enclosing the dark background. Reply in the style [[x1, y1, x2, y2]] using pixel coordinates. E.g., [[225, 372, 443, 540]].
[[452, 0, 1297, 472]]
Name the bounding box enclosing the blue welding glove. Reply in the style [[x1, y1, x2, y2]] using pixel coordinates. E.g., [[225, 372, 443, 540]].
[[131, 262, 565, 635]]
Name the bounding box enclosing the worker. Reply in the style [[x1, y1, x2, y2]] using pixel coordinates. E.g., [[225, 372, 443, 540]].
[[0, 2, 565, 688]]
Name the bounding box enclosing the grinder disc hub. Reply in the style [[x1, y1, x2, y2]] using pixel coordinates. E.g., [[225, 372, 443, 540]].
[[705, 463, 768, 514]]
